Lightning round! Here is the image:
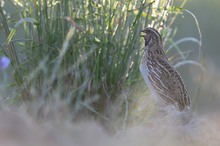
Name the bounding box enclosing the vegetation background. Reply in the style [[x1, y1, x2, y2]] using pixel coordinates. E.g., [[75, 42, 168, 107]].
[[173, 0, 220, 115]]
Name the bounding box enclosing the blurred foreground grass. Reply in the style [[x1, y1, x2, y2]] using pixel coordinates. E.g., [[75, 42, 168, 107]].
[[0, 0, 202, 129]]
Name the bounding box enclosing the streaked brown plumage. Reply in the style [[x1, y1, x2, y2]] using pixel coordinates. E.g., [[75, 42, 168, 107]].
[[140, 27, 190, 111]]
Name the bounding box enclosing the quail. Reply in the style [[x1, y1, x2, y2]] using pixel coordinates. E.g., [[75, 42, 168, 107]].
[[140, 27, 190, 111]]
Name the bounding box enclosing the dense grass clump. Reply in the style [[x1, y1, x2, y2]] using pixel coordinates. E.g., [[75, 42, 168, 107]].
[[0, 0, 201, 127]]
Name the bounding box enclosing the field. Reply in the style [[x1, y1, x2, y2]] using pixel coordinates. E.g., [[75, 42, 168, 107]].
[[0, 0, 219, 145]]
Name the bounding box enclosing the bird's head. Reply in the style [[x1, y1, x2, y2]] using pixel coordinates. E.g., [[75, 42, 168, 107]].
[[140, 27, 163, 49]]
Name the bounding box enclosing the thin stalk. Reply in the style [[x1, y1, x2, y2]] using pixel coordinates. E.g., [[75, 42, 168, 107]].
[[0, 5, 23, 85]]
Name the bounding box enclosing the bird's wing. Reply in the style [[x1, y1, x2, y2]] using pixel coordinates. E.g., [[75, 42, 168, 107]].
[[148, 59, 190, 110]]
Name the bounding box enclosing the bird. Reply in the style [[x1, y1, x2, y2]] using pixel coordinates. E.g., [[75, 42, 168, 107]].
[[139, 27, 190, 111]]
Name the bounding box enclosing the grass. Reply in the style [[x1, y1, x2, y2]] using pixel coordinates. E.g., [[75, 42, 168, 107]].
[[0, 0, 202, 129]]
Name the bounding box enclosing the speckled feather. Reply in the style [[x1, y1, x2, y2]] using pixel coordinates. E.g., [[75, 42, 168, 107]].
[[140, 27, 190, 111]]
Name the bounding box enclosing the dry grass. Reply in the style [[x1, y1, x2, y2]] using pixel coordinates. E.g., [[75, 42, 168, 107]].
[[0, 108, 219, 146]]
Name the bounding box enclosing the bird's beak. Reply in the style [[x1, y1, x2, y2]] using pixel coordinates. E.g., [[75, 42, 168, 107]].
[[140, 30, 146, 38], [140, 29, 147, 37]]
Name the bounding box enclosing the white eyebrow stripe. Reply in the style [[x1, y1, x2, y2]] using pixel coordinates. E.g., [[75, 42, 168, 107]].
[[148, 28, 160, 38]]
